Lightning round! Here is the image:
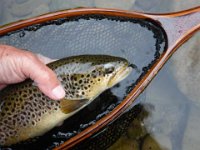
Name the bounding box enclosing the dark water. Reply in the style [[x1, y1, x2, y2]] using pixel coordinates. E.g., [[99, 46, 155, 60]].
[[0, 14, 167, 149]]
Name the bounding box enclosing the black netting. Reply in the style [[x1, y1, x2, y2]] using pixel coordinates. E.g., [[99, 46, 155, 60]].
[[0, 14, 167, 150]]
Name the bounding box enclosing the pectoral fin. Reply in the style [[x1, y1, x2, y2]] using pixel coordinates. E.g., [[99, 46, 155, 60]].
[[60, 99, 89, 114]]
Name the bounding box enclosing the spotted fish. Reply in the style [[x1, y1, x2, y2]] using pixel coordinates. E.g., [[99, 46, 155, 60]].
[[0, 55, 132, 146]]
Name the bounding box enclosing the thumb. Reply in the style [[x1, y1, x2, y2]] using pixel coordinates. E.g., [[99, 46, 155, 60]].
[[22, 52, 65, 100]]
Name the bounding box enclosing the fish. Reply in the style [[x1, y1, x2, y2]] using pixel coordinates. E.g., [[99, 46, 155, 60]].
[[0, 55, 132, 146]]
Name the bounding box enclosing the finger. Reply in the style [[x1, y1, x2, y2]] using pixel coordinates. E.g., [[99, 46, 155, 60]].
[[0, 84, 7, 90], [21, 52, 65, 100]]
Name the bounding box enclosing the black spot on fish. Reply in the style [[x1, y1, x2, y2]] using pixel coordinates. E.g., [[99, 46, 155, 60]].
[[3, 120, 8, 124], [79, 80, 83, 84], [31, 121, 36, 126], [12, 120, 16, 126], [29, 90, 32, 94], [7, 102, 12, 106], [5, 107, 9, 111], [33, 103, 37, 107]]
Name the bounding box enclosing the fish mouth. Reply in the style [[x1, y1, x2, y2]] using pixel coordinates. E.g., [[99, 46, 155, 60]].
[[108, 65, 132, 88]]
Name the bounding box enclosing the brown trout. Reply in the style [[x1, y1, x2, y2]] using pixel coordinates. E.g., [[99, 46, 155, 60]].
[[0, 55, 132, 146]]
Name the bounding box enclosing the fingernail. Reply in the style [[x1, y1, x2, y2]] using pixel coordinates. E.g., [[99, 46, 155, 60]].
[[52, 85, 65, 99]]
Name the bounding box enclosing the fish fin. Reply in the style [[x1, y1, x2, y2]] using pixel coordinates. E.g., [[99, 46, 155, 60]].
[[60, 99, 89, 114], [56, 120, 64, 127]]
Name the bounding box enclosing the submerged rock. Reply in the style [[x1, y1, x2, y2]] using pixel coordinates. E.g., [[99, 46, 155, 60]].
[[108, 136, 139, 150], [182, 105, 200, 150], [141, 135, 163, 150], [95, 0, 136, 10], [49, 0, 94, 11], [1, 0, 51, 25], [171, 33, 200, 106]]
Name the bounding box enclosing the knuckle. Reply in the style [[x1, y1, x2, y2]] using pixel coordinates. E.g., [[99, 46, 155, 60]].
[[0, 45, 11, 57], [0, 45, 8, 51], [41, 70, 51, 81], [22, 51, 40, 67], [24, 51, 37, 60]]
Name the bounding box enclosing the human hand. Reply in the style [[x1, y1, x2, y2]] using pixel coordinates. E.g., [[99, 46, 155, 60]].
[[0, 45, 65, 100]]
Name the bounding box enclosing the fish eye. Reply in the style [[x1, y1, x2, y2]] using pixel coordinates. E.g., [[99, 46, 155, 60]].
[[105, 67, 115, 74]]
